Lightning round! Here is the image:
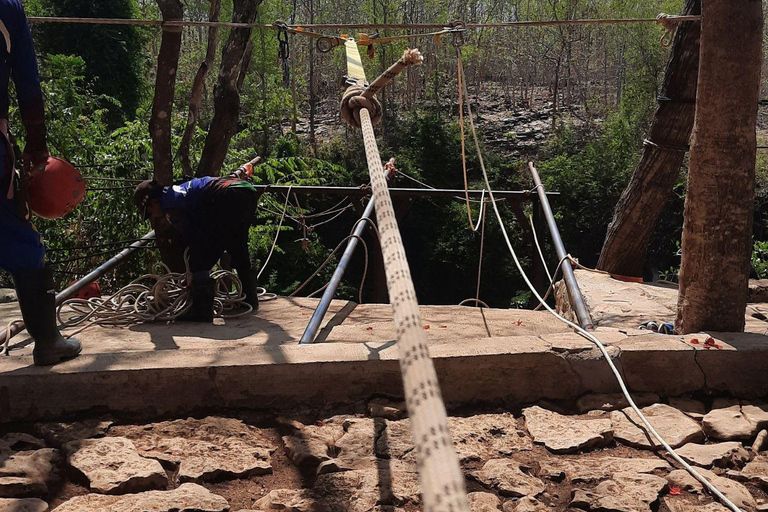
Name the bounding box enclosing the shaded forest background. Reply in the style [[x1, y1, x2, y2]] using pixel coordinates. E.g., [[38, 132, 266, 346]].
[[5, 0, 768, 308]]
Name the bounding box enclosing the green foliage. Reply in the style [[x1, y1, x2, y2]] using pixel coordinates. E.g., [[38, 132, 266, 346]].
[[752, 240, 768, 280], [26, 0, 149, 124]]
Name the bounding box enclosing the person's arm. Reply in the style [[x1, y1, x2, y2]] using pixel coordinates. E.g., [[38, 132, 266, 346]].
[[7, 0, 47, 171]]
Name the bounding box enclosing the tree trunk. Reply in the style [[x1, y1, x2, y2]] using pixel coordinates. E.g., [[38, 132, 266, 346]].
[[178, 0, 221, 177], [675, 0, 763, 334], [149, 0, 183, 186], [196, 0, 262, 177], [597, 0, 701, 277]]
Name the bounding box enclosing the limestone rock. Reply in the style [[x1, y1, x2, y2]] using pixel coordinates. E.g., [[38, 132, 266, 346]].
[[702, 399, 759, 441], [255, 489, 325, 512], [122, 417, 274, 483], [742, 402, 768, 429], [502, 496, 548, 512], [0, 436, 46, 456], [368, 399, 407, 420], [0, 449, 59, 498], [668, 398, 708, 420], [538, 456, 668, 483], [667, 469, 757, 511], [676, 442, 750, 468], [313, 458, 420, 508], [472, 459, 545, 498], [0, 289, 16, 303], [0, 498, 48, 512], [611, 404, 703, 450], [523, 406, 612, 454], [35, 418, 112, 447], [662, 497, 729, 512], [66, 437, 166, 494], [378, 414, 531, 463], [575, 393, 659, 413], [728, 455, 768, 490], [468, 492, 502, 512], [570, 472, 666, 512], [282, 422, 343, 468], [52, 483, 229, 512], [335, 418, 380, 460]]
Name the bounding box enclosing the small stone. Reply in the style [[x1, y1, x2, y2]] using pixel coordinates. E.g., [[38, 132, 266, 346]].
[[503, 496, 548, 512], [283, 423, 343, 468], [611, 404, 704, 450], [742, 402, 768, 430], [368, 398, 407, 420], [667, 469, 757, 511], [570, 472, 666, 512], [313, 459, 420, 508], [702, 399, 758, 441], [472, 459, 545, 498], [0, 498, 48, 512], [0, 289, 16, 303], [0, 449, 60, 498], [65, 437, 167, 494], [0, 435, 46, 454], [575, 393, 659, 413], [676, 442, 750, 468], [468, 492, 502, 512], [662, 497, 729, 512], [35, 418, 113, 447], [538, 456, 668, 483], [523, 406, 613, 454], [728, 455, 768, 490], [255, 489, 325, 512], [52, 483, 229, 512], [668, 398, 708, 420]]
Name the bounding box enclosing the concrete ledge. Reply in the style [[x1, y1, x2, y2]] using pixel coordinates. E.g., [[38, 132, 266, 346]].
[[2, 331, 767, 423]]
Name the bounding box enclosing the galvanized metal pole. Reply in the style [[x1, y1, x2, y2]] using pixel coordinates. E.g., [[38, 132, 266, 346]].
[[527, 163, 593, 330], [1, 231, 156, 343], [299, 198, 375, 344]]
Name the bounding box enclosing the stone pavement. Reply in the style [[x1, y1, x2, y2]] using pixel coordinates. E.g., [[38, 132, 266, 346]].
[[0, 399, 766, 511]]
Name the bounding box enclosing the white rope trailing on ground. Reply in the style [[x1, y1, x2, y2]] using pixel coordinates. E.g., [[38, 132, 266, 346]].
[[453, 46, 742, 512], [341, 39, 469, 512]]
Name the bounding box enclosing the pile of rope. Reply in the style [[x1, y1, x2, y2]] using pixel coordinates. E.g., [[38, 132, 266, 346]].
[[57, 264, 252, 330]]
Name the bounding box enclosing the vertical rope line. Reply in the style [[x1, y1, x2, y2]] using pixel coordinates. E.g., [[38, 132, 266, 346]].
[[343, 37, 469, 512], [359, 107, 469, 512]]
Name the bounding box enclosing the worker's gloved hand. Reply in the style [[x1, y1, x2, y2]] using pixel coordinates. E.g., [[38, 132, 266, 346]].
[[22, 124, 49, 175]]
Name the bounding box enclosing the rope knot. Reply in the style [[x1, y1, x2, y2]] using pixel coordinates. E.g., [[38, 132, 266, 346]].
[[400, 48, 424, 67], [340, 85, 383, 128], [656, 13, 676, 47]]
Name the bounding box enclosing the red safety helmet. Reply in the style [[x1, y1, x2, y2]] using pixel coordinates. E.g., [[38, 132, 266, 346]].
[[67, 280, 101, 300], [28, 157, 86, 219]]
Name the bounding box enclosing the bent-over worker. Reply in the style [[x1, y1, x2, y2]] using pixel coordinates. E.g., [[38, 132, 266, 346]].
[[133, 176, 262, 322], [0, 0, 81, 365]]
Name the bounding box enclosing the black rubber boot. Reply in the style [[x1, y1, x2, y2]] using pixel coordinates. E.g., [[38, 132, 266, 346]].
[[238, 268, 259, 312], [13, 266, 82, 366], [178, 271, 215, 323]]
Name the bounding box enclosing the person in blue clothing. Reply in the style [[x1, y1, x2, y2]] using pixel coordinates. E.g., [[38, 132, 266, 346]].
[[0, 0, 81, 365], [133, 176, 262, 322]]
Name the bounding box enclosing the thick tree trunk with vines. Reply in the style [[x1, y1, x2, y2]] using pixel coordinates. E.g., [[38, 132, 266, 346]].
[[196, 0, 262, 177], [149, 0, 183, 186], [597, 0, 701, 277], [178, 0, 221, 177], [675, 0, 763, 334]]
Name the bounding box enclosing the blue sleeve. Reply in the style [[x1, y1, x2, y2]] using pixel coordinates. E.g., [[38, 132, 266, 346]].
[[6, 0, 45, 125]]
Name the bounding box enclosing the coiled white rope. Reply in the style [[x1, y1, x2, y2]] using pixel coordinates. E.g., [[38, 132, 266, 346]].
[[57, 263, 253, 331]]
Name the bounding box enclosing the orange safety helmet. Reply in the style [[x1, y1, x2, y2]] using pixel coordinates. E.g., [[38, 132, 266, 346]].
[[28, 157, 86, 219], [67, 280, 101, 300]]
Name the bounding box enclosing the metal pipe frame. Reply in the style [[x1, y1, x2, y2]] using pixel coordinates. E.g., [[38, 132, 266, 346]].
[[527, 163, 593, 330], [255, 184, 558, 200], [1, 231, 156, 344], [299, 198, 376, 344]]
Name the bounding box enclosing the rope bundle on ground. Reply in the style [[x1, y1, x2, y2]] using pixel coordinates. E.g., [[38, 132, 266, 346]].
[[57, 264, 252, 330]]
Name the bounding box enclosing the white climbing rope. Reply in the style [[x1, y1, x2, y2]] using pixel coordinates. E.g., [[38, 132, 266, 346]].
[[454, 48, 742, 512]]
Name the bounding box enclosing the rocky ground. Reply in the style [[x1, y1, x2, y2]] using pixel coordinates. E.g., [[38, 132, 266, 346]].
[[1, 396, 768, 512]]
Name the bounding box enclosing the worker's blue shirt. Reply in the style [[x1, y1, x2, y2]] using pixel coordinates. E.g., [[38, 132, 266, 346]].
[[159, 177, 216, 212], [0, 0, 45, 125]]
